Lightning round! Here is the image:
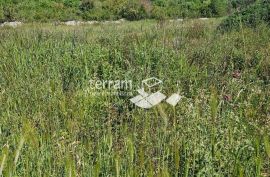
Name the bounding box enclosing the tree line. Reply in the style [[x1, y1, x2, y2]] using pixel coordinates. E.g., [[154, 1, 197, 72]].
[[0, 0, 257, 22]]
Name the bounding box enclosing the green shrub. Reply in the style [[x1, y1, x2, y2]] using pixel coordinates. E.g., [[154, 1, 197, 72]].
[[218, 0, 270, 32], [0, 0, 260, 22], [81, 8, 112, 20], [79, 0, 95, 12], [151, 0, 167, 7], [150, 6, 166, 20], [118, 0, 147, 21], [200, 1, 212, 17], [209, 0, 228, 17], [231, 0, 256, 9], [182, 1, 201, 18], [0, 5, 4, 23], [3, 4, 16, 21], [63, 0, 79, 8], [166, 6, 183, 18]]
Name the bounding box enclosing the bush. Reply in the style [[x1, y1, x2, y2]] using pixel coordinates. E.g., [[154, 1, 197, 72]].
[[0, 0, 261, 22], [200, 1, 212, 17], [63, 0, 79, 8], [218, 0, 270, 32], [151, 6, 166, 20], [118, 0, 147, 21], [81, 8, 112, 20], [0, 6, 5, 23], [209, 0, 228, 17], [231, 0, 256, 9], [3, 5, 16, 21], [152, 0, 167, 7], [79, 0, 94, 12]]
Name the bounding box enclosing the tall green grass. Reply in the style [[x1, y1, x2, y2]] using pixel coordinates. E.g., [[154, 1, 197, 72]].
[[0, 20, 269, 176]]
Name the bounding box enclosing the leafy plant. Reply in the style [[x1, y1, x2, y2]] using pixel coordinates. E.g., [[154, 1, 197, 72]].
[[118, 0, 147, 20], [219, 0, 270, 32], [0, 6, 4, 23], [79, 0, 95, 12]]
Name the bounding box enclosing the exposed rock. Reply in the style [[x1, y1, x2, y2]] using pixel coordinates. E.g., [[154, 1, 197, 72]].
[[63, 19, 126, 26], [169, 19, 183, 22], [86, 21, 98, 25], [199, 18, 208, 20], [64, 21, 83, 26], [118, 18, 126, 22], [0, 21, 23, 28]]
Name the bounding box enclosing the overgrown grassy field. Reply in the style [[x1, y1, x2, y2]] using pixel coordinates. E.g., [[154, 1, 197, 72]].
[[0, 20, 269, 176]]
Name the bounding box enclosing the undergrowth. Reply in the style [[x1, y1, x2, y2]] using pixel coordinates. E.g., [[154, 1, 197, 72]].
[[0, 20, 269, 176]]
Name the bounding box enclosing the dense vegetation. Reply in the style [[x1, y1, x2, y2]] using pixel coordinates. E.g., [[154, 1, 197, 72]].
[[219, 0, 270, 32], [0, 19, 269, 176], [0, 0, 257, 22]]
